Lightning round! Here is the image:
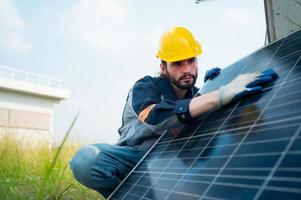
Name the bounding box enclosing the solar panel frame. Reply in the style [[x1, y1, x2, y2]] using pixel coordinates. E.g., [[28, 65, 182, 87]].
[[108, 29, 301, 200]]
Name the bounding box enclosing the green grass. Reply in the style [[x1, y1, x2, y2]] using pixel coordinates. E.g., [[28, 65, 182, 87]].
[[0, 113, 105, 200]]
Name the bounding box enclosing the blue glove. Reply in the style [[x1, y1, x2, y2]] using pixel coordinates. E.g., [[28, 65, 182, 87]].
[[204, 67, 221, 82], [219, 69, 278, 106]]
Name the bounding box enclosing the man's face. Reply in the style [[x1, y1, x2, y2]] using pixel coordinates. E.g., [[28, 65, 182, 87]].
[[161, 57, 198, 89]]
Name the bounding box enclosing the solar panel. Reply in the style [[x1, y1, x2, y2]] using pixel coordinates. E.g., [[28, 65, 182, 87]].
[[108, 29, 301, 200]]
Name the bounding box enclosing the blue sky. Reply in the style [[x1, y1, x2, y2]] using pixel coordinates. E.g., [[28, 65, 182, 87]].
[[0, 0, 266, 144]]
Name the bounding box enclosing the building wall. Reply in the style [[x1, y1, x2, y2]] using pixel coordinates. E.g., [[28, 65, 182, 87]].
[[0, 66, 68, 148], [0, 89, 55, 131], [0, 89, 55, 147], [265, 0, 301, 43], [0, 107, 51, 130], [0, 107, 9, 127]]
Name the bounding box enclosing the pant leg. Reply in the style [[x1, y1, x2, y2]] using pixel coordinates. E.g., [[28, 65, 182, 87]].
[[70, 143, 145, 198]]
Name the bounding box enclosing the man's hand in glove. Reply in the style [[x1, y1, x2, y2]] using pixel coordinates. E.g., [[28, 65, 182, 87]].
[[204, 67, 221, 82], [218, 69, 278, 106]]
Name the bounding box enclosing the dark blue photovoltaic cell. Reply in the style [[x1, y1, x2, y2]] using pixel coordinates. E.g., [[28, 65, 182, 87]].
[[109, 29, 301, 200]]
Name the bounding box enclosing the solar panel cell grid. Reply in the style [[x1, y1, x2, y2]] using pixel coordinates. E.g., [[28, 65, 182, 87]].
[[109, 30, 301, 200]]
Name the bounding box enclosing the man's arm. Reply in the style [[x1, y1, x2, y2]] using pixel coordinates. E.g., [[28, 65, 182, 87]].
[[189, 69, 278, 118], [189, 90, 219, 118]]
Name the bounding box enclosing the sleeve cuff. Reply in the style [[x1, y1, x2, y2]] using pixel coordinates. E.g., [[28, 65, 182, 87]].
[[175, 98, 196, 124]]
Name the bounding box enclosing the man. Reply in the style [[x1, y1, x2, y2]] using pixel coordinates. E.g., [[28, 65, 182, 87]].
[[70, 26, 277, 198]]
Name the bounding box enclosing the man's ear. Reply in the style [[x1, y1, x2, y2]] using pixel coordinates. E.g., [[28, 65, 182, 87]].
[[160, 63, 166, 74]]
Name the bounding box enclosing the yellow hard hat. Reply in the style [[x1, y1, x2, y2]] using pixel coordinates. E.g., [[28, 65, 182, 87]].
[[156, 26, 202, 62]]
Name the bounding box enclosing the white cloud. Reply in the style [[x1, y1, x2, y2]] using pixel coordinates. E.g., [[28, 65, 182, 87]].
[[223, 9, 257, 25], [58, 0, 160, 62], [199, 6, 265, 70], [0, 0, 32, 52], [59, 0, 133, 53]]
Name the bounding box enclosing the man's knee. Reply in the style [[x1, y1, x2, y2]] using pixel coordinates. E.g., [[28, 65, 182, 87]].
[[70, 144, 100, 187], [70, 143, 142, 197]]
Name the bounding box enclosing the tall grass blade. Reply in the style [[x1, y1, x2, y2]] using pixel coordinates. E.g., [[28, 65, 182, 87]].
[[54, 163, 68, 195], [34, 110, 81, 200], [57, 182, 76, 199]]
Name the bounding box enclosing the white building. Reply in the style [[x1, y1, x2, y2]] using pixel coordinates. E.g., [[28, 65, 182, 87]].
[[0, 65, 69, 148], [264, 0, 301, 43]]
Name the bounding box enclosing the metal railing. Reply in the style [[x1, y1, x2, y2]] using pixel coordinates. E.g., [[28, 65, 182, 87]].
[[0, 65, 66, 89]]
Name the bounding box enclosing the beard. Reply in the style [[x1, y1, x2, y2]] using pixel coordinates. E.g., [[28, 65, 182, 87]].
[[165, 70, 198, 89]]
